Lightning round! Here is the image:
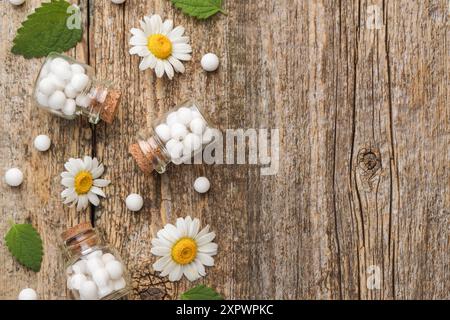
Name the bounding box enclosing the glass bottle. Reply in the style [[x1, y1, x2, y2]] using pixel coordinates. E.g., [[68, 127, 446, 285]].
[[129, 100, 218, 174], [33, 52, 121, 124], [61, 222, 131, 300]]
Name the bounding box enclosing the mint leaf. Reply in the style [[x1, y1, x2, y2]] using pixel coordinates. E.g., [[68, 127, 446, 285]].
[[181, 285, 224, 300], [12, 0, 83, 58], [171, 0, 225, 20], [5, 223, 43, 272]]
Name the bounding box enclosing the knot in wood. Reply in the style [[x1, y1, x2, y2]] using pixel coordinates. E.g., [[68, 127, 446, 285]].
[[357, 148, 381, 174]]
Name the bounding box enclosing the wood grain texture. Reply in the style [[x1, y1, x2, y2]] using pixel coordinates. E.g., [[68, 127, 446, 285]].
[[0, 0, 448, 300]]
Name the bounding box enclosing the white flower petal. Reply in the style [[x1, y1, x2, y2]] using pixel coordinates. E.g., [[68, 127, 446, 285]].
[[163, 60, 174, 80], [195, 225, 210, 240], [60, 171, 73, 179], [171, 52, 191, 61], [76, 195, 89, 211], [90, 186, 106, 197], [198, 242, 218, 255], [151, 246, 171, 256], [91, 164, 104, 179], [169, 26, 185, 39], [173, 43, 192, 54], [150, 14, 163, 34], [197, 253, 214, 266], [87, 192, 100, 206], [168, 56, 185, 73], [83, 156, 92, 171], [93, 179, 110, 187], [157, 228, 178, 243], [61, 187, 75, 198], [160, 260, 176, 277], [164, 223, 181, 239], [139, 54, 156, 71], [176, 217, 188, 237], [194, 259, 206, 276], [168, 264, 183, 282], [188, 218, 200, 238], [161, 19, 173, 35], [129, 46, 150, 57], [153, 255, 171, 272], [130, 35, 148, 46], [155, 60, 165, 78], [91, 158, 99, 170], [197, 232, 216, 246], [140, 19, 151, 35], [183, 263, 200, 282], [61, 178, 74, 188], [130, 28, 147, 39], [152, 238, 172, 248], [171, 36, 190, 44]]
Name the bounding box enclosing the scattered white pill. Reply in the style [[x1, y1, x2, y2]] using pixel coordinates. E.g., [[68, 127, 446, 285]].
[[86, 258, 104, 275], [33, 134, 51, 152], [102, 253, 116, 264], [72, 260, 87, 274], [189, 118, 206, 135], [9, 0, 26, 6], [177, 107, 193, 125], [105, 261, 123, 280], [5, 168, 23, 187], [183, 133, 202, 154], [168, 141, 184, 160], [38, 77, 56, 95], [62, 98, 76, 116], [170, 123, 188, 141], [70, 73, 89, 92], [93, 269, 110, 288], [166, 112, 179, 126], [125, 193, 144, 212], [70, 273, 87, 290], [48, 90, 66, 110], [194, 177, 210, 193], [18, 288, 37, 300], [70, 63, 85, 74], [113, 278, 126, 291], [64, 85, 78, 99], [79, 280, 98, 300], [155, 123, 171, 142], [201, 53, 220, 72], [36, 91, 49, 107], [75, 94, 92, 108], [111, 0, 126, 4]]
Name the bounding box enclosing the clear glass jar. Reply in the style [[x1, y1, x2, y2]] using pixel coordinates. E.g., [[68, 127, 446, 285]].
[[33, 52, 121, 124], [129, 100, 218, 174], [61, 223, 131, 300]]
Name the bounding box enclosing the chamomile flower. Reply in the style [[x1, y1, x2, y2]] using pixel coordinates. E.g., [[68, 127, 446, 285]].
[[129, 14, 192, 79], [60, 156, 110, 211], [151, 216, 218, 282]]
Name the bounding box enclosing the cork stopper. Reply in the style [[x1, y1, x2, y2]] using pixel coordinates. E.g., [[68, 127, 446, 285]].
[[99, 89, 121, 124], [129, 143, 154, 174], [61, 222, 93, 242]]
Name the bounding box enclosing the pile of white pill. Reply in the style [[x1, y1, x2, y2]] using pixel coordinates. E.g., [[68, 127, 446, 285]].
[[66, 250, 126, 300], [155, 106, 216, 164], [35, 57, 91, 117]]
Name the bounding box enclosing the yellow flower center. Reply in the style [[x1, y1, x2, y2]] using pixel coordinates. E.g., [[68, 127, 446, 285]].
[[171, 238, 197, 265], [74, 171, 93, 195], [147, 34, 172, 59]]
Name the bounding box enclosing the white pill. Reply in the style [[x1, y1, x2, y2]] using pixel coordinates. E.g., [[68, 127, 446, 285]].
[[183, 133, 202, 154], [113, 278, 126, 291], [172, 157, 183, 165], [168, 141, 183, 160], [126, 193, 144, 212], [86, 250, 103, 260], [18, 288, 37, 300], [166, 111, 178, 126], [194, 177, 211, 193], [4, 168, 23, 187], [70, 73, 89, 92], [72, 260, 87, 274], [98, 282, 114, 298], [189, 118, 206, 135], [170, 123, 188, 141], [105, 261, 123, 280], [67, 277, 73, 290], [155, 124, 171, 142], [33, 134, 51, 152], [79, 281, 98, 300], [111, 0, 126, 4], [191, 109, 202, 119], [64, 85, 78, 99], [93, 269, 110, 288], [177, 107, 193, 125], [102, 253, 116, 264], [9, 0, 26, 6], [86, 258, 104, 275], [202, 128, 216, 144], [53, 64, 72, 81], [40, 63, 50, 78], [38, 77, 56, 95], [48, 74, 66, 90], [165, 139, 178, 153], [50, 57, 70, 73], [70, 63, 85, 74], [36, 91, 49, 107], [70, 273, 87, 290], [48, 90, 66, 110], [75, 94, 92, 108], [62, 99, 76, 116], [201, 53, 220, 72]]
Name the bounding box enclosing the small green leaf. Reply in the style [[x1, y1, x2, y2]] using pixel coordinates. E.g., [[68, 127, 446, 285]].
[[171, 0, 226, 20], [181, 285, 224, 300], [12, 0, 83, 59], [5, 223, 43, 272]]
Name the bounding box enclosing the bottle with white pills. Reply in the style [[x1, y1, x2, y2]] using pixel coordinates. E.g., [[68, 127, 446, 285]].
[[61, 223, 131, 300], [33, 53, 121, 124], [129, 100, 219, 174]]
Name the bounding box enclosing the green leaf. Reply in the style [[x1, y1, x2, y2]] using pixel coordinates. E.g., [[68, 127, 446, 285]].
[[12, 0, 83, 58], [170, 0, 226, 20], [5, 223, 43, 272], [181, 285, 224, 300]]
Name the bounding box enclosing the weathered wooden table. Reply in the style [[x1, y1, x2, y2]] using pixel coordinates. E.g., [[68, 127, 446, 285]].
[[0, 0, 448, 300]]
